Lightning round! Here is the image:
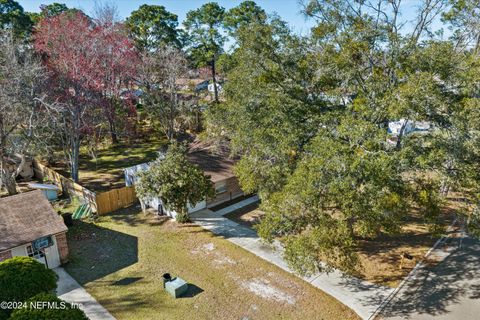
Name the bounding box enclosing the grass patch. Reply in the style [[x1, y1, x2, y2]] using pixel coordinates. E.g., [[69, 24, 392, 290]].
[[65, 206, 359, 320], [51, 137, 166, 191]]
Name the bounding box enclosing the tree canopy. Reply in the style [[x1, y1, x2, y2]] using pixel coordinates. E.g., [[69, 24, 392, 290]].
[[205, 0, 480, 274], [184, 2, 226, 102], [34, 10, 138, 181], [0, 0, 32, 38], [136, 143, 214, 222], [126, 4, 181, 51], [223, 0, 267, 37]]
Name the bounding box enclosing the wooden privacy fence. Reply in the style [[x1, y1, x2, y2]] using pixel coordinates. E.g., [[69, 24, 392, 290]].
[[96, 186, 137, 214], [32, 159, 137, 215]]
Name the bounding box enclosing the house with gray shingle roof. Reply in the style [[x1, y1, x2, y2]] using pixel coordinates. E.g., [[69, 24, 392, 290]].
[[0, 190, 69, 268]]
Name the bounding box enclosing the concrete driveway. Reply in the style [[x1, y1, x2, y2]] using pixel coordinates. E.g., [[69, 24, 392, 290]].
[[381, 235, 480, 320]]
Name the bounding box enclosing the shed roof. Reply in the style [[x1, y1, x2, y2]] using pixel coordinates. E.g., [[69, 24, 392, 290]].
[[0, 190, 67, 251]]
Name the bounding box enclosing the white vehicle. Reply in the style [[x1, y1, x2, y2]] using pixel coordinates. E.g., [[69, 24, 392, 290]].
[[388, 119, 415, 135]]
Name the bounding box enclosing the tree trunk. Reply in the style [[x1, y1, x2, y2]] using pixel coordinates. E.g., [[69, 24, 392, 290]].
[[109, 118, 119, 144], [176, 207, 190, 223], [0, 158, 18, 195], [70, 135, 80, 183], [196, 108, 201, 132], [211, 59, 219, 103], [3, 173, 17, 195], [168, 90, 175, 141], [395, 120, 409, 150], [346, 216, 355, 236], [0, 119, 18, 195], [475, 33, 480, 55], [0, 171, 17, 195]]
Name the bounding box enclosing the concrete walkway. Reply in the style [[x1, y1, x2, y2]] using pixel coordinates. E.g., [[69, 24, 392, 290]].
[[381, 231, 480, 320], [191, 197, 394, 319], [54, 267, 116, 320]]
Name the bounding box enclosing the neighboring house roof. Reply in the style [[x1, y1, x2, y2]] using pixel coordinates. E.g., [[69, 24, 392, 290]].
[[124, 140, 237, 185], [0, 190, 67, 251], [187, 140, 236, 183]]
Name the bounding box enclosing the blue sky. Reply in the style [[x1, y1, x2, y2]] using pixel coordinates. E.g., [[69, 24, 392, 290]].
[[19, 0, 316, 34], [19, 0, 448, 38]]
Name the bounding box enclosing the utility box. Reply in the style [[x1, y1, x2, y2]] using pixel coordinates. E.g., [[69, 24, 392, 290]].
[[165, 277, 188, 298]]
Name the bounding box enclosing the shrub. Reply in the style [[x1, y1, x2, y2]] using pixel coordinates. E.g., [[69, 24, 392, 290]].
[[0, 257, 57, 319], [9, 293, 87, 320]]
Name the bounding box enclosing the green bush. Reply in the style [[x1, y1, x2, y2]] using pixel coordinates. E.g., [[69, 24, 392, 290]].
[[0, 257, 57, 319], [9, 293, 87, 320]]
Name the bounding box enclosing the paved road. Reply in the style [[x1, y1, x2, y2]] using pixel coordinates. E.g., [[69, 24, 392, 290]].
[[191, 197, 394, 319], [54, 267, 116, 320], [381, 235, 480, 320]]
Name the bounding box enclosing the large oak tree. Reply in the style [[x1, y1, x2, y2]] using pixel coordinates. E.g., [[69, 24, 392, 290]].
[[205, 0, 474, 274]]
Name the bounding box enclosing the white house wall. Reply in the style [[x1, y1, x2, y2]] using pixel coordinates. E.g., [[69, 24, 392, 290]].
[[10, 245, 28, 258], [142, 197, 207, 219]]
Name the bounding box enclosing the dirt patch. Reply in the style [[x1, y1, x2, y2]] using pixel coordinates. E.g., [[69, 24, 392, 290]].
[[214, 256, 237, 265], [202, 243, 215, 251], [356, 207, 456, 287], [241, 278, 296, 305], [224, 202, 264, 228], [191, 242, 238, 267]]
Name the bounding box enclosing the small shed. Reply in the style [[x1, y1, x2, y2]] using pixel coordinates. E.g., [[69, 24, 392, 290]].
[[0, 190, 69, 268], [28, 183, 61, 201]]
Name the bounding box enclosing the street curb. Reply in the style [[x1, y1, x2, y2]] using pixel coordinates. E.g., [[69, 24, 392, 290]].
[[367, 218, 457, 320]]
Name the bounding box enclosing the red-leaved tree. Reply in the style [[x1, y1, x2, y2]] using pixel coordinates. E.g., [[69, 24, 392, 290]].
[[34, 11, 139, 182], [91, 14, 139, 144]]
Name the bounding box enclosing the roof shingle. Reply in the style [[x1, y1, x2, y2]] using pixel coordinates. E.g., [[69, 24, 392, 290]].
[[187, 140, 237, 183], [0, 190, 67, 251]]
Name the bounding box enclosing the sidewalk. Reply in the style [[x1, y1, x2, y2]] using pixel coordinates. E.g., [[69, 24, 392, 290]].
[[54, 267, 116, 320], [191, 197, 394, 319]]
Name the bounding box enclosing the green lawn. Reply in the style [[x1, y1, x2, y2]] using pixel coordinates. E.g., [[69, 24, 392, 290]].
[[51, 137, 166, 191], [65, 206, 359, 320]]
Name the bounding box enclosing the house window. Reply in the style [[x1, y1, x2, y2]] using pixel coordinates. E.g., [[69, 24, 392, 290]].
[[26, 245, 45, 260], [215, 182, 227, 195]]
